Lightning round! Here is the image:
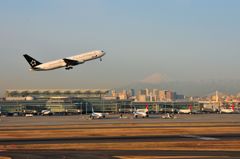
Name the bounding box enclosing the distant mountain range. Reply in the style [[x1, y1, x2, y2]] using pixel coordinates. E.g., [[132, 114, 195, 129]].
[[121, 80, 240, 96]]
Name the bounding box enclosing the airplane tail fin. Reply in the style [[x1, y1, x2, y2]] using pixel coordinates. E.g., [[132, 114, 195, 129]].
[[92, 107, 94, 113], [231, 104, 235, 111], [146, 104, 149, 112], [23, 54, 42, 68]]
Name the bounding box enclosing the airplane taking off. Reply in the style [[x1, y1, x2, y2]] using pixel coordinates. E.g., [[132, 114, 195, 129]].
[[23, 50, 105, 71]]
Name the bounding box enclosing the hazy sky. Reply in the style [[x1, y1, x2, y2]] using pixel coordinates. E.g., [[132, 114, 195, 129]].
[[0, 0, 240, 93]]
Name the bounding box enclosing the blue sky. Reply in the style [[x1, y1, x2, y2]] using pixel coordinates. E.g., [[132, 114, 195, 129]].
[[0, 0, 240, 94]]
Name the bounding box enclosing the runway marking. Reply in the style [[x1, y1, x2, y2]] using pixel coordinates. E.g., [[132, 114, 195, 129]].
[[114, 156, 227, 159], [181, 135, 219, 141]]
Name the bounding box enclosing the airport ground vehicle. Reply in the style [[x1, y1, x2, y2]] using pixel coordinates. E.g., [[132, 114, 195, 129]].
[[25, 114, 33, 117], [201, 103, 220, 113], [161, 113, 176, 119]]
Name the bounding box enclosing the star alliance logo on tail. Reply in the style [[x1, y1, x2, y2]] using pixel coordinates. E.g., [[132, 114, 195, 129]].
[[31, 60, 37, 66]]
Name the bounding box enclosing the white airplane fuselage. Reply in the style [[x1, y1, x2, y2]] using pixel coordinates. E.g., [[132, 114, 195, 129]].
[[91, 112, 105, 119], [178, 109, 191, 114], [41, 110, 52, 115], [133, 108, 149, 118], [25, 50, 105, 71], [220, 108, 234, 114]]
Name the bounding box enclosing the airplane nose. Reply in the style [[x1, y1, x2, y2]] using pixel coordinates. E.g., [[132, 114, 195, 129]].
[[101, 50, 106, 56]]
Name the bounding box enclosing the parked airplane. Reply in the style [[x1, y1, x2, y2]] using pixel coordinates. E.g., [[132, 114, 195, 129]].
[[220, 104, 235, 114], [178, 105, 192, 114], [23, 50, 105, 71], [41, 110, 53, 116], [90, 107, 106, 119], [133, 104, 149, 118]]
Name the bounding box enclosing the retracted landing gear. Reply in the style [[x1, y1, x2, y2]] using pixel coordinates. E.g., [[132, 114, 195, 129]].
[[65, 66, 73, 70]]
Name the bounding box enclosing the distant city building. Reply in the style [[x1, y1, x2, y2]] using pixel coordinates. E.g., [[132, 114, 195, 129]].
[[176, 94, 185, 100], [159, 90, 167, 101], [110, 89, 136, 100], [128, 89, 135, 97], [111, 90, 117, 98], [153, 89, 159, 101], [135, 89, 184, 102], [137, 95, 147, 102], [166, 90, 176, 101], [138, 89, 147, 96], [145, 88, 150, 96]]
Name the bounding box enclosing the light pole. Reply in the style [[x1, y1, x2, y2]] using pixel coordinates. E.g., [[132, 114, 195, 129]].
[[165, 103, 166, 114], [102, 97, 104, 113], [116, 103, 118, 114], [80, 102, 82, 115]]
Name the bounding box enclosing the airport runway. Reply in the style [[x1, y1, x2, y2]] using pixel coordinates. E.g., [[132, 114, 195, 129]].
[[1, 114, 240, 126], [1, 114, 240, 158], [0, 134, 240, 144], [1, 150, 240, 159]]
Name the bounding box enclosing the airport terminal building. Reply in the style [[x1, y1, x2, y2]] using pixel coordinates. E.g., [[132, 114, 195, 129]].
[[0, 89, 199, 115], [0, 89, 132, 115]]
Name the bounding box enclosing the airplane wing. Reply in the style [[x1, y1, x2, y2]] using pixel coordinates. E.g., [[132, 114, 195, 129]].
[[63, 58, 80, 66]]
